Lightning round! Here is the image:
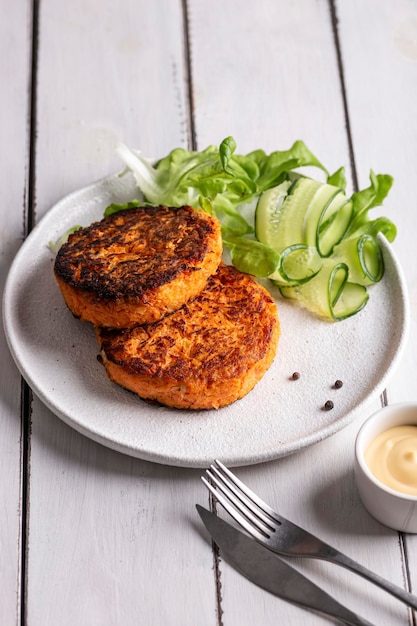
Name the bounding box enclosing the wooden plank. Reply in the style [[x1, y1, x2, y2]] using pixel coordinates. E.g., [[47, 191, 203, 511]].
[[188, 0, 353, 172], [0, 1, 32, 624], [28, 398, 216, 625], [336, 0, 417, 604], [189, 0, 411, 623], [337, 0, 417, 400], [34, 0, 191, 217], [26, 1, 216, 624]]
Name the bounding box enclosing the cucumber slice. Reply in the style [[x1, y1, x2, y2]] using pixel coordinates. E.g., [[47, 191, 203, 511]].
[[254, 179, 291, 243], [303, 185, 341, 246], [333, 234, 384, 285], [303, 184, 352, 257], [254, 177, 379, 321], [332, 281, 369, 320], [317, 198, 352, 257], [280, 261, 369, 321], [270, 244, 322, 286], [255, 178, 321, 251]]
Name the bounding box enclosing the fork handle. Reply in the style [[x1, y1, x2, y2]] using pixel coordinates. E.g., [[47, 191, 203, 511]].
[[325, 548, 417, 611]]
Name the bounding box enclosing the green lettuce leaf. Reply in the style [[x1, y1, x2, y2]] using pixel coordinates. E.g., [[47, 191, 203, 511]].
[[346, 171, 395, 240], [222, 233, 281, 277], [104, 200, 142, 217], [116, 136, 328, 240], [48, 225, 82, 254]]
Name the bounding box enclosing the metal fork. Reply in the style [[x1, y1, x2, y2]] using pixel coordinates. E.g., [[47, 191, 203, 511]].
[[202, 459, 417, 611]]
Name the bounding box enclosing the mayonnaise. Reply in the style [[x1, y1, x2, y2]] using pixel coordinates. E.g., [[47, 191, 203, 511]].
[[365, 425, 417, 496]]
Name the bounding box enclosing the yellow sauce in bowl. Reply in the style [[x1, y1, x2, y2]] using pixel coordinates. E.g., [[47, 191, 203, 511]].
[[365, 425, 417, 496]]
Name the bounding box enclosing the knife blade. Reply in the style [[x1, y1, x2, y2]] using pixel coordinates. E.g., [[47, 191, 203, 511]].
[[196, 505, 375, 626]]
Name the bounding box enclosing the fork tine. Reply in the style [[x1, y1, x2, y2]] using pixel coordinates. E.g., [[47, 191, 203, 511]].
[[214, 460, 281, 523], [205, 469, 273, 536], [208, 465, 277, 530], [201, 476, 269, 542]]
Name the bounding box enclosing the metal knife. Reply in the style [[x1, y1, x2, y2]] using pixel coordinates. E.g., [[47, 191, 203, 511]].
[[196, 505, 375, 626]]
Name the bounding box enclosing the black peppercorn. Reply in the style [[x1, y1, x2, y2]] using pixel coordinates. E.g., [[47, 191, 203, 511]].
[[334, 380, 343, 389], [324, 400, 334, 410], [291, 372, 300, 380]]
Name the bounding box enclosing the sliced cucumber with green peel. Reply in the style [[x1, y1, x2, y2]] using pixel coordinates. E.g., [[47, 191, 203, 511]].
[[332, 281, 369, 320], [333, 234, 384, 285], [303, 184, 352, 257], [254, 176, 387, 321], [256, 177, 352, 259], [255, 177, 321, 252], [270, 244, 322, 286], [280, 261, 369, 321], [303, 184, 341, 246], [317, 197, 352, 257]]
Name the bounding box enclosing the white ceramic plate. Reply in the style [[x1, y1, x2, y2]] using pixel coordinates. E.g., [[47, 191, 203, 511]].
[[2, 173, 410, 467]]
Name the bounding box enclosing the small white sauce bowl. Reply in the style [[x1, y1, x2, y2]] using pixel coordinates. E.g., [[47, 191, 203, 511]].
[[354, 402, 417, 533]]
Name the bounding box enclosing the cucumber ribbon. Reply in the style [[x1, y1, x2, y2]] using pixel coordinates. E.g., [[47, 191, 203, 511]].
[[253, 166, 395, 320]]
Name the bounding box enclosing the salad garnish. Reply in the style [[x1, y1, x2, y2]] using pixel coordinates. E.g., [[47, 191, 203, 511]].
[[51, 136, 396, 321], [114, 137, 395, 320]]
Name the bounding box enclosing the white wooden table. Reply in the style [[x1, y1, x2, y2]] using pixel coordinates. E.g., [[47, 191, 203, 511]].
[[2, 1, 417, 624]]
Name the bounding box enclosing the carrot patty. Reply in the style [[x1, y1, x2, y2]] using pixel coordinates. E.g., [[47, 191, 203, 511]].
[[54, 205, 222, 328], [96, 263, 280, 410]]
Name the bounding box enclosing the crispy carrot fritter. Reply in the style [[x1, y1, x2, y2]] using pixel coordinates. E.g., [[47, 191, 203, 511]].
[[54, 205, 222, 328], [96, 263, 280, 410]]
